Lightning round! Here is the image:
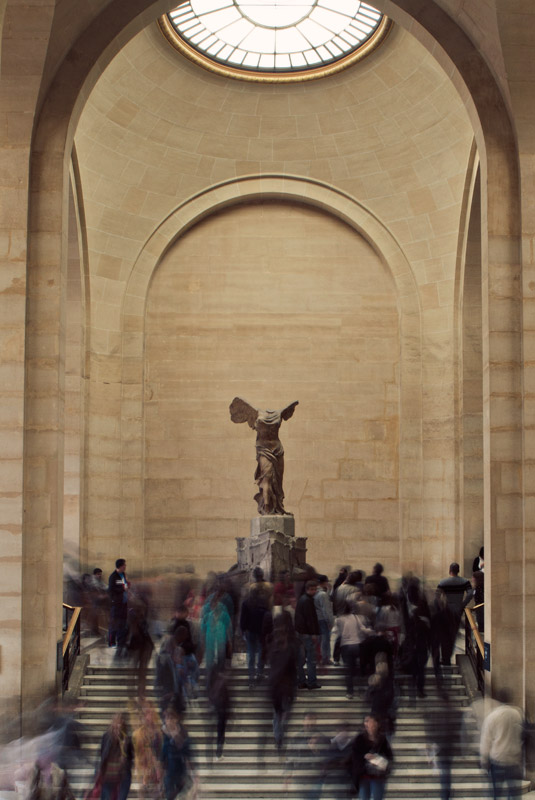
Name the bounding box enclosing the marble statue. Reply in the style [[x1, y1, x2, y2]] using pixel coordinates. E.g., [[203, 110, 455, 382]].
[[229, 397, 299, 516]]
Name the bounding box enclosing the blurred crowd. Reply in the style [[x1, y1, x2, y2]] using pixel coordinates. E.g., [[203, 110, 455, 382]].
[[1, 547, 525, 800]]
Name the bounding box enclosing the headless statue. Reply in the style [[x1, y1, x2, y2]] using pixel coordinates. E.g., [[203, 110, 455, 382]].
[[229, 397, 299, 516]]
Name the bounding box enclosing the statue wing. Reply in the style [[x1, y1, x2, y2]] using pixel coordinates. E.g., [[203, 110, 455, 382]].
[[229, 397, 258, 429], [280, 400, 299, 421]]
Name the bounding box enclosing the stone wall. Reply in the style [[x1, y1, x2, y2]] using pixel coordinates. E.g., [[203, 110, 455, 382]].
[[76, 21, 473, 585], [144, 201, 400, 576]]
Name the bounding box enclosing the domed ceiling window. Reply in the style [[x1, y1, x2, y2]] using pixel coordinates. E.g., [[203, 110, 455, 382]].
[[159, 0, 391, 82]]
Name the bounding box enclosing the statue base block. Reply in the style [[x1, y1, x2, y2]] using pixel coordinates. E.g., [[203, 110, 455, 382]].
[[237, 515, 307, 581], [250, 514, 295, 538]]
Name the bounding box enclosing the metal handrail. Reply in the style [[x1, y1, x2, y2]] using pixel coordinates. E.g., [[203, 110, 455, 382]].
[[464, 605, 484, 657], [62, 603, 82, 692], [464, 603, 484, 693]]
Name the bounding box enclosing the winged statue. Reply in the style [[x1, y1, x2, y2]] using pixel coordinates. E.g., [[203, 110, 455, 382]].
[[229, 397, 299, 516]]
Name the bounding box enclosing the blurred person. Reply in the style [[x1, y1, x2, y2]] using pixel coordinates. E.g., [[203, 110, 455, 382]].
[[335, 601, 374, 699], [240, 571, 271, 688], [284, 712, 330, 800], [466, 570, 485, 633], [425, 694, 461, 800], [437, 563, 471, 619], [322, 720, 356, 796], [430, 589, 458, 694], [108, 558, 129, 654], [127, 588, 154, 699], [26, 759, 76, 800], [294, 579, 321, 690], [293, 565, 319, 601], [400, 580, 431, 698], [200, 587, 233, 685], [161, 709, 196, 800], [171, 617, 199, 702], [267, 612, 298, 749], [350, 713, 393, 800], [480, 690, 523, 800], [336, 571, 363, 615], [356, 586, 379, 628], [88, 568, 108, 636], [331, 566, 350, 611], [44, 700, 85, 773], [79, 573, 93, 634], [154, 636, 185, 718], [374, 593, 401, 657], [315, 574, 334, 666], [364, 564, 390, 602], [273, 570, 296, 609], [366, 654, 396, 734], [132, 703, 163, 800], [206, 667, 231, 760], [248, 565, 273, 602], [203, 573, 235, 623], [220, 571, 241, 631], [98, 713, 133, 800]]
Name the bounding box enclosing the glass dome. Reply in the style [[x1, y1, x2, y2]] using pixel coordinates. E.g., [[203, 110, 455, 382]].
[[159, 1, 391, 82]]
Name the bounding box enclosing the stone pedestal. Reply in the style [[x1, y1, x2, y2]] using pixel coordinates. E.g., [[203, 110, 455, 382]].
[[236, 515, 307, 581]]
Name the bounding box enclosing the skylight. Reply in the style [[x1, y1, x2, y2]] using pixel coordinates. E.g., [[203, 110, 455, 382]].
[[160, 0, 390, 81]]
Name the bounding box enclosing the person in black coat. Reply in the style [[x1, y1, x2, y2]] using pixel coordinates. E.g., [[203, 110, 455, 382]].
[[401, 580, 431, 698], [294, 579, 321, 690], [267, 612, 298, 748], [240, 575, 271, 688], [364, 564, 390, 601], [108, 558, 129, 652], [350, 714, 393, 800]]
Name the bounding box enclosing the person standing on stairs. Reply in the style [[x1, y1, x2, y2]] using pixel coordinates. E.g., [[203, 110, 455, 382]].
[[240, 566, 272, 689], [108, 558, 129, 656], [294, 580, 322, 690], [267, 611, 298, 749], [200, 585, 233, 687], [315, 574, 334, 666], [334, 601, 374, 699]]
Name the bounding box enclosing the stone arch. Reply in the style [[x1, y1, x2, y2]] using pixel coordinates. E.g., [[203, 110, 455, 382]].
[[13, 0, 522, 708], [121, 175, 423, 573]]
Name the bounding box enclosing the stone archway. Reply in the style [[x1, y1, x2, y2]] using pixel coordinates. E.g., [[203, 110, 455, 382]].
[[119, 175, 423, 576], [1, 0, 522, 715]]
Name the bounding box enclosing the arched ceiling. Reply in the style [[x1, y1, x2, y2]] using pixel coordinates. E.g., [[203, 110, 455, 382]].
[[74, 18, 473, 325]]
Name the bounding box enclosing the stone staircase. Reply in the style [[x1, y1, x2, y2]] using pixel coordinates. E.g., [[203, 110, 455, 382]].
[[67, 656, 527, 799]]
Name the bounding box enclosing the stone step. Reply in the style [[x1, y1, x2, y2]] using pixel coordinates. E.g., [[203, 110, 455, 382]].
[[80, 680, 468, 696], [75, 713, 476, 731], [64, 652, 519, 800], [84, 667, 464, 683], [62, 777, 531, 800], [63, 755, 482, 770]]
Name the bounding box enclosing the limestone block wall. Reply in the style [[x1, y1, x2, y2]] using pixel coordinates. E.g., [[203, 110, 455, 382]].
[[143, 201, 400, 576], [73, 18, 474, 584]]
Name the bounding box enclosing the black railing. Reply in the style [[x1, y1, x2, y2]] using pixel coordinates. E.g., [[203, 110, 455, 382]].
[[62, 603, 82, 693], [464, 605, 484, 693]]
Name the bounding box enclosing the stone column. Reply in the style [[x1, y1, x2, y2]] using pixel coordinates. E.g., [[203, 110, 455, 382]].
[[480, 150, 523, 700]]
